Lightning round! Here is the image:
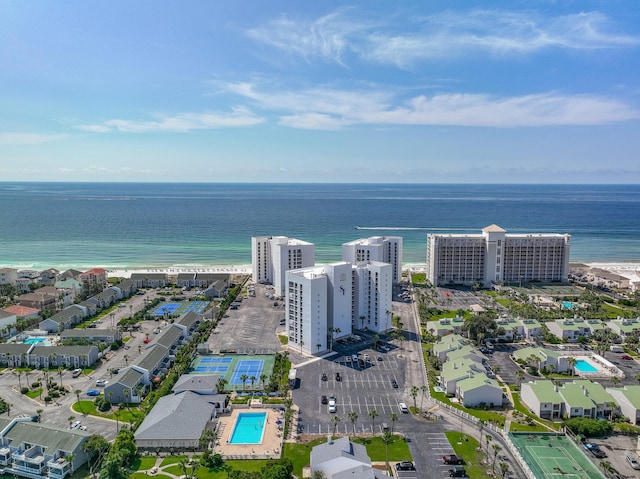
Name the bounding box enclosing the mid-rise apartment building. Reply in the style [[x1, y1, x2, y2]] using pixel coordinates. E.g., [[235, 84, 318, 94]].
[[251, 236, 315, 296], [342, 236, 403, 284], [285, 261, 392, 355], [426, 224, 570, 287]]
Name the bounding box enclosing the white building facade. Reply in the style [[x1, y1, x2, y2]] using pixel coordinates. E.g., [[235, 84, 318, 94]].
[[426, 224, 571, 287], [251, 236, 315, 296], [342, 236, 403, 284]]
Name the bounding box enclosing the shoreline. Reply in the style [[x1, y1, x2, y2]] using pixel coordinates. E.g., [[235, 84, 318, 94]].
[[103, 261, 640, 282]]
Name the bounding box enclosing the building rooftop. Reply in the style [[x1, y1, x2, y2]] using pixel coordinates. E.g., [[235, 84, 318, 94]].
[[523, 380, 564, 404]]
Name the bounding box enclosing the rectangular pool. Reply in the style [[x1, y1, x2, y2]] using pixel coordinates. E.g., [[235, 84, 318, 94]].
[[229, 412, 267, 445], [575, 359, 599, 373]]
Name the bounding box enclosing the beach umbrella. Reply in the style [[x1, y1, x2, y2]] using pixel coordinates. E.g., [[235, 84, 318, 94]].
[[276, 420, 283, 425], [279, 407, 285, 411]]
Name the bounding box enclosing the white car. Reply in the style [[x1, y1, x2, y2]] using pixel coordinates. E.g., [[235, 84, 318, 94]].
[[95, 380, 108, 387], [328, 399, 337, 413]]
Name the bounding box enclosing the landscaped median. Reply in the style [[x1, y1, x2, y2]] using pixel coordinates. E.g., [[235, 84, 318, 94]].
[[72, 399, 143, 425]]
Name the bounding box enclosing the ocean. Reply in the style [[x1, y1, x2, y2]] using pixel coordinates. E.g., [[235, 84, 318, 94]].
[[0, 182, 639, 271]]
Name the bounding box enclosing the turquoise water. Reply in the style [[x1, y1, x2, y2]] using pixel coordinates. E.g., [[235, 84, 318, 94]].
[[563, 301, 573, 309], [229, 412, 267, 444], [23, 337, 47, 344], [1, 182, 640, 269], [574, 359, 599, 373]]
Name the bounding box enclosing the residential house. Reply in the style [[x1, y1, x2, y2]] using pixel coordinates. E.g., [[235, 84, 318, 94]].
[[0, 268, 18, 286], [521, 380, 565, 419], [174, 312, 204, 336], [134, 391, 221, 451], [426, 317, 465, 338], [432, 334, 468, 362], [39, 305, 87, 333], [606, 386, 640, 425], [27, 345, 99, 369], [92, 287, 120, 309], [38, 269, 60, 286], [176, 273, 229, 290], [18, 291, 57, 313], [104, 368, 146, 405], [310, 436, 392, 479], [78, 268, 108, 290], [441, 358, 488, 395], [455, 374, 503, 407], [0, 417, 91, 478], [2, 305, 40, 322], [0, 311, 17, 338], [586, 268, 630, 290], [546, 319, 589, 342], [495, 318, 523, 341], [0, 344, 32, 368], [608, 318, 640, 340], [53, 278, 83, 303], [15, 270, 41, 293], [513, 346, 569, 374], [59, 329, 121, 344], [130, 273, 168, 289], [520, 319, 543, 341], [445, 345, 486, 365], [560, 380, 616, 419]]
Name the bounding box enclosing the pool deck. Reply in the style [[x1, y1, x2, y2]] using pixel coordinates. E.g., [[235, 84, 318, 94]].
[[215, 407, 284, 459]]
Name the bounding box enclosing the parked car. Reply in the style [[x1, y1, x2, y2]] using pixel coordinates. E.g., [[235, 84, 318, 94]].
[[335, 372, 341, 381], [399, 402, 409, 413], [626, 453, 640, 470], [621, 354, 633, 360], [86, 389, 101, 396], [95, 380, 108, 387], [391, 378, 398, 388], [395, 461, 415, 471], [72, 368, 82, 378], [448, 466, 467, 477], [328, 398, 337, 413], [443, 454, 463, 465], [321, 373, 327, 381], [377, 355, 383, 361], [321, 395, 328, 405]]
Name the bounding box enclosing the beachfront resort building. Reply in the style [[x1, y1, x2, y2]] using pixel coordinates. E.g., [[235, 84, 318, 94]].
[[251, 236, 315, 296], [342, 235, 403, 284], [310, 436, 392, 479], [285, 261, 392, 355], [426, 224, 571, 287]]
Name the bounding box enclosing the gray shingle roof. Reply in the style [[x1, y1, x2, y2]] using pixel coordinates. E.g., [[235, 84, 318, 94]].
[[134, 391, 216, 441], [4, 420, 90, 453]]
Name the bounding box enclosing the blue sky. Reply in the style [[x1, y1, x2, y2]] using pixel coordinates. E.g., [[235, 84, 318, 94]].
[[1, 1, 639, 183]]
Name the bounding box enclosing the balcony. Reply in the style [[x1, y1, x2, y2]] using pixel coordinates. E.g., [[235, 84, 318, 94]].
[[48, 457, 72, 479]]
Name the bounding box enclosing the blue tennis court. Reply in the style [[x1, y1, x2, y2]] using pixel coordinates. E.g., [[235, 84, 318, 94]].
[[230, 360, 264, 385], [151, 303, 181, 315]]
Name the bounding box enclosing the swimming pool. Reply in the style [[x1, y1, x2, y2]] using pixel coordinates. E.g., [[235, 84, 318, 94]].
[[228, 412, 267, 445], [574, 359, 599, 373], [23, 337, 47, 345]]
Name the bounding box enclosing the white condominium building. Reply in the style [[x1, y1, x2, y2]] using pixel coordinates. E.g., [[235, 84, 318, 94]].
[[342, 236, 403, 284], [426, 224, 570, 287], [286, 261, 392, 356], [251, 236, 315, 296]]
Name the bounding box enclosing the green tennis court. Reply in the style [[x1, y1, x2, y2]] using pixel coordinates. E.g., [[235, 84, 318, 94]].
[[509, 433, 604, 479]]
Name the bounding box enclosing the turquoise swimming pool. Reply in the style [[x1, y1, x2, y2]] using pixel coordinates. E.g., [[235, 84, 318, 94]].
[[23, 337, 47, 344], [574, 359, 599, 373], [229, 412, 267, 445]]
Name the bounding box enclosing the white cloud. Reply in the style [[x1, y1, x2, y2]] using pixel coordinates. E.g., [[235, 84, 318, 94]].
[[76, 108, 264, 133], [0, 132, 66, 145], [246, 9, 639, 67], [228, 82, 639, 128]]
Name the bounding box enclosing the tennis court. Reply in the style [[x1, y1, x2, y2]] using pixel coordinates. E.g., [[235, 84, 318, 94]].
[[190, 354, 275, 390], [509, 433, 604, 479], [151, 300, 210, 316]]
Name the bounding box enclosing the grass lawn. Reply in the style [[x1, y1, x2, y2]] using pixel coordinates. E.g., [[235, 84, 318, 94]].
[[411, 272, 427, 283], [352, 435, 412, 462], [72, 400, 143, 424], [511, 393, 559, 432], [25, 389, 42, 399], [278, 334, 288, 345], [445, 431, 492, 479], [131, 456, 157, 470], [283, 437, 326, 477]]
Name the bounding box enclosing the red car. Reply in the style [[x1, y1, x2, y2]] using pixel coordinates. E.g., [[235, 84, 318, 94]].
[[621, 354, 632, 360], [143, 338, 152, 343]]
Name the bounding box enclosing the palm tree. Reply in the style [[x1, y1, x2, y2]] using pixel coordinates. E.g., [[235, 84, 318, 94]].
[[123, 354, 129, 365], [57, 366, 64, 388], [485, 434, 493, 456], [348, 412, 358, 435], [369, 409, 378, 435], [420, 385, 428, 410], [382, 431, 393, 474], [331, 415, 341, 435], [75, 389, 81, 407], [499, 461, 510, 479], [410, 386, 419, 410], [492, 444, 502, 473], [35, 409, 43, 422], [260, 373, 268, 390], [249, 375, 256, 389], [390, 413, 398, 434], [566, 357, 577, 376], [477, 420, 485, 452], [68, 415, 75, 428], [515, 370, 525, 387], [611, 376, 621, 387], [240, 374, 248, 390], [492, 365, 501, 376], [217, 377, 227, 394], [15, 371, 22, 391], [635, 374, 640, 385]]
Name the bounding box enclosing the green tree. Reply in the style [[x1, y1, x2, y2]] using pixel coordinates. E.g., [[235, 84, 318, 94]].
[[369, 409, 379, 435], [83, 434, 110, 476], [382, 431, 393, 474], [410, 386, 419, 410], [499, 461, 510, 479], [331, 415, 341, 435], [240, 374, 248, 390], [390, 413, 398, 433], [348, 412, 358, 435], [492, 443, 502, 473]]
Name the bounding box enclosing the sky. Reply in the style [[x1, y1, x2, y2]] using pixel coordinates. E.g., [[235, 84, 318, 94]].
[[1, 1, 639, 183]]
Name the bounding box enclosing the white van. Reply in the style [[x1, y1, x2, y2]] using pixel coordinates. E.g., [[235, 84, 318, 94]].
[[72, 369, 82, 378], [610, 345, 624, 353], [399, 402, 409, 413]]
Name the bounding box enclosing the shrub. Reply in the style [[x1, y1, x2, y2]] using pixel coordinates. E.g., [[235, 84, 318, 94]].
[[44, 396, 52, 403], [50, 391, 60, 398], [31, 381, 40, 388], [20, 387, 29, 394], [564, 417, 613, 437]]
